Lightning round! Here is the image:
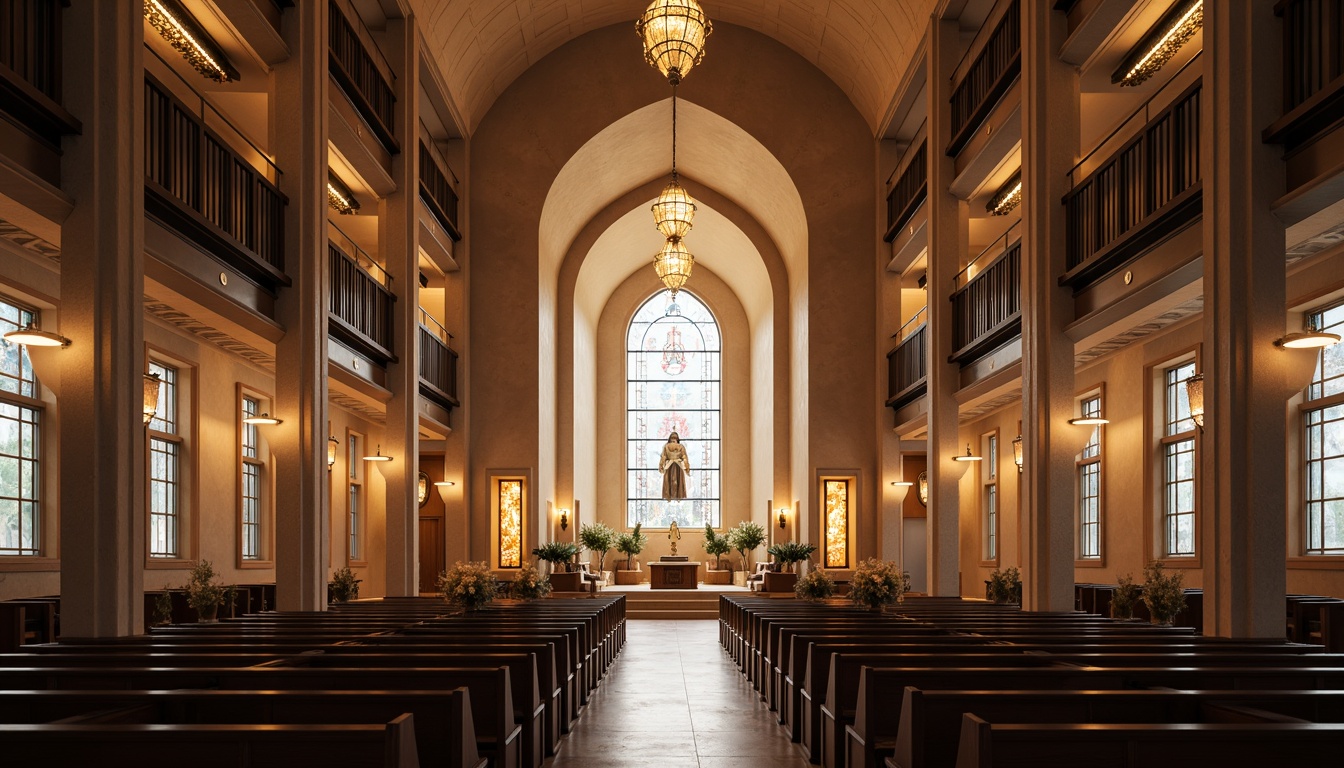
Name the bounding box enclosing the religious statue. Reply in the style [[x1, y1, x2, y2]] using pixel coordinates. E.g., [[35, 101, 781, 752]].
[[668, 520, 681, 556], [659, 431, 691, 500]]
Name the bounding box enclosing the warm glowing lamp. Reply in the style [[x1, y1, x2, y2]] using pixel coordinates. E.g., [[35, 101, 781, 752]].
[[636, 0, 712, 86], [363, 445, 392, 462], [1185, 373, 1205, 431], [3, 325, 70, 347], [242, 412, 282, 426], [327, 436, 339, 470], [653, 237, 695, 297], [1011, 435, 1023, 473], [142, 373, 161, 426], [953, 444, 983, 462]]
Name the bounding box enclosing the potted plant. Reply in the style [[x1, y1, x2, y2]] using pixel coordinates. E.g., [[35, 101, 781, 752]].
[[579, 522, 618, 584], [848, 557, 906, 610], [184, 559, 232, 623], [152, 590, 175, 627], [532, 541, 583, 592], [510, 561, 552, 601], [764, 541, 817, 592], [1109, 572, 1142, 620], [702, 524, 733, 584], [1142, 561, 1186, 626], [987, 566, 1021, 605], [614, 524, 647, 585], [328, 566, 361, 603], [728, 520, 767, 586], [437, 560, 498, 611], [794, 564, 836, 602]]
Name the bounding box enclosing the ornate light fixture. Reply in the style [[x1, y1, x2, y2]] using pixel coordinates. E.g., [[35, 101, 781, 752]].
[[142, 373, 162, 426], [987, 172, 1022, 216], [636, 0, 712, 86], [653, 237, 695, 297], [653, 178, 696, 239], [777, 507, 788, 529], [559, 507, 570, 531], [1184, 373, 1205, 432], [327, 435, 339, 470], [3, 324, 70, 347], [916, 471, 928, 506], [953, 444, 983, 462], [327, 172, 360, 215], [1112, 0, 1203, 87], [242, 412, 281, 426], [1011, 435, 1023, 473], [144, 0, 240, 83], [417, 472, 429, 506], [363, 445, 393, 462]]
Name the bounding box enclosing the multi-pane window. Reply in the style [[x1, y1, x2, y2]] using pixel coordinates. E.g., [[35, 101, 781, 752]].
[[984, 434, 998, 561], [1162, 361, 1198, 557], [148, 361, 181, 558], [240, 396, 262, 560], [0, 299, 40, 556], [1305, 303, 1344, 554], [1078, 396, 1103, 559], [626, 291, 721, 528], [348, 433, 362, 562]]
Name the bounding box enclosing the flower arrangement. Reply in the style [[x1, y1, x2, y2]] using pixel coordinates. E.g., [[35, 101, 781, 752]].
[[1110, 572, 1142, 620], [184, 559, 233, 622], [328, 566, 361, 603], [766, 540, 818, 572], [987, 566, 1021, 604], [579, 522, 618, 573], [1142, 561, 1186, 625], [437, 560, 499, 611], [615, 523, 647, 570], [848, 558, 906, 610], [510, 561, 552, 601], [728, 520, 767, 571], [702, 524, 732, 570], [794, 566, 835, 601]]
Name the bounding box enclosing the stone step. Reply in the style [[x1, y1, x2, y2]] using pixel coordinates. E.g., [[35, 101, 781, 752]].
[[628, 608, 720, 620]]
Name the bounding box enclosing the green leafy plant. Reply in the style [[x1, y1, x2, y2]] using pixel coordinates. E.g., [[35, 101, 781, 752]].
[[437, 560, 498, 611], [510, 561, 552, 601], [848, 558, 906, 610], [1110, 572, 1142, 620], [794, 566, 835, 601], [728, 520, 767, 571], [328, 566, 361, 603], [579, 522, 618, 572], [987, 566, 1021, 604], [614, 523, 647, 570], [1142, 561, 1186, 625], [184, 559, 233, 622], [532, 541, 581, 572], [153, 590, 174, 627], [702, 524, 732, 570], [766, 540, 818, 572]]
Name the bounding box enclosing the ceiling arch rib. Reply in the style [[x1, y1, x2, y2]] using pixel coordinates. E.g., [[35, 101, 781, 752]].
[[410, 0, 935, 133]]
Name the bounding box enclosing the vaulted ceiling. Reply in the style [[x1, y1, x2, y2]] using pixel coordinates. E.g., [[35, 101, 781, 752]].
[[411, 0, 934, 133]]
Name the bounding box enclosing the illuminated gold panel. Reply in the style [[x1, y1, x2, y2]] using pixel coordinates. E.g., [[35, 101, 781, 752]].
[[498, 480, 523, 568], [824, 479, 849, 568]]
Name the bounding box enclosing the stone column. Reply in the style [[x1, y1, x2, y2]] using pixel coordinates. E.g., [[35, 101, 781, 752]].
[[924, 16, 967, 596], [1200, 2, 1287, 638], [272, 0, 331, 611], [380, 14, 421, 596], [1017, 1, 1079, 611], [58, 1, 145, 638]]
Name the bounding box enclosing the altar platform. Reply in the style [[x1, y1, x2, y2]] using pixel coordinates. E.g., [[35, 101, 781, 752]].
[[597, 582, 751, 620]]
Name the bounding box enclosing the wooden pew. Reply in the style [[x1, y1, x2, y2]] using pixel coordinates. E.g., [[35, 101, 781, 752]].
[[0, 712, 422, 768]]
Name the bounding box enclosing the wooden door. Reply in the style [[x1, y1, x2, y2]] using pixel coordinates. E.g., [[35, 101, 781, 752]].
[[418, 517, 444, 594]]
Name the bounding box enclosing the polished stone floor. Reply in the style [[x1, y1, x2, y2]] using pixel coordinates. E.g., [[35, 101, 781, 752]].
[[545, 619, 809, 768]]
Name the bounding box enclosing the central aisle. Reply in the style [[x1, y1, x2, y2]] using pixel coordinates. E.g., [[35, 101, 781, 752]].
[[546, 619, 808, 768]]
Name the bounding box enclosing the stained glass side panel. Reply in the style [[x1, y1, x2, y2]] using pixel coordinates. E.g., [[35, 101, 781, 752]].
[[499, 479, 522, 568]]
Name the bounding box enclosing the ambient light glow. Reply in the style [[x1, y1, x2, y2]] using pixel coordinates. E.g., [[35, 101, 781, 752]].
[[144, 0, 240, 83]]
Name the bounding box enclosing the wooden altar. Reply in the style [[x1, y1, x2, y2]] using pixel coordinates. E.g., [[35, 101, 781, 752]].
[[649, 562, 701, 590]]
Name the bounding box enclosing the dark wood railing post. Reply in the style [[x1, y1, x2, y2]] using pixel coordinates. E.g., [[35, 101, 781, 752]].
[[947, 0, 1021, 156]]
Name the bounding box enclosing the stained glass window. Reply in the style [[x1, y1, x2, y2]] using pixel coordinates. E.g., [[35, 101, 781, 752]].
[[626, 290, 721, 528]]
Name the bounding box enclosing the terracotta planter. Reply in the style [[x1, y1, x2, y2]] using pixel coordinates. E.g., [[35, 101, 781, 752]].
[[763, 571, 797, 593], [614, 569, 643, 585], [732, 571, 748, 587], [549, 571, 584, 592], [703, 569, 732, 585]]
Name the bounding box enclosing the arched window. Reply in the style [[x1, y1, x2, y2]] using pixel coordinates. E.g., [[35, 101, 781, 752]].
[[627, 291, 721, 528]]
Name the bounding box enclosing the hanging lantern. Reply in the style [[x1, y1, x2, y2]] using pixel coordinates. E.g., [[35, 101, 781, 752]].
[[142, 373, 162, 426], [652, 177, 697, 239], [636, 0, 712, 85], [653, 237, 695, 296]]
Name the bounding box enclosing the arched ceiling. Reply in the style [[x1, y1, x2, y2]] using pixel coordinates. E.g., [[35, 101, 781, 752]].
[[411, 0, 935, 133]]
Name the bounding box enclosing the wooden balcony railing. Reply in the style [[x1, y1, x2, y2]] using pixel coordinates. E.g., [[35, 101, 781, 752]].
[[419, 140, 462, 242], [1264, 0, 1344, 150], [883, 140, 927, 243], [886, 308, 927, 410], [1062, 80, 1201, 289], [329, 0, 398, 153], [947, 0, 1020, 157], [329, 234, 395, 364], [951, 236, 1021, 364], [418, 309, 459, 411], [144, 74, 288, 290], [0, 0, 79, 145]]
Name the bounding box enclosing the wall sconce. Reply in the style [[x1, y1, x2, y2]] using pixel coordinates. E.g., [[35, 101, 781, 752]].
[[417, 472, 429, 506], [434, 480, 455, 505], [1111, 0, 1203, 87], [327, 436, 339, 470], [142, 373, 161, 426], [777, 507, 788, 529], [3, 324, 71, 347], [242, 412, 282, 426], [952, 444, 982, 462], [144, 0, 240, 83], [1068, 416, 1110, 426], [890, 480, 913, 506], [363, 445, 393, 462], [1011, 434, 1023, 473], [558, 507, 570, 531], [986, 172, 1022, 216], [1185, 373, 1205, 432], [1275, 329, 1341, 349], [916, 471, 928, 506], [327, 172, 360, 215]]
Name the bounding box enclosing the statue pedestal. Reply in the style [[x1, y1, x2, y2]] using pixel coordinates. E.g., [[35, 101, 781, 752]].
[[649, 562, 700, 589]]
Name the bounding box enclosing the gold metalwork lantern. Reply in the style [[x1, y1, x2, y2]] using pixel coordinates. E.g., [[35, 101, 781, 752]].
[[636, 0, 712, 86], [653, 237, 695, 296]]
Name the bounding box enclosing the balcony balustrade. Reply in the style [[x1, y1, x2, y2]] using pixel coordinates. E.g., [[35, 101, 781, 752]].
[[419, 140, 461, 242], [947, 0, 1020, 157], [887, 307, 927, 410], [884, 139, 927, 243], [418, 309, 459, 411], [1265, 0, 1344, 151], [0, 0, 79, 149], [329, 0, 398, 154], [951, 233, 1021, 364], [328, 229, 395, 364]]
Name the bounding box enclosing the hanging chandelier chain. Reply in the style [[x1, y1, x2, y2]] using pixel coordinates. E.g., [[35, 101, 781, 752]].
[[671, 82, 678, 179]]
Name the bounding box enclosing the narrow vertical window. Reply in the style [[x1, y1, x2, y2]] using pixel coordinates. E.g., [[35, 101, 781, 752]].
[[1162, 361, 1198, 557], [984, 434, 998, 561], [498, 478, 523, 568], [148, 361, 181, 558], [823, 479, 849, 568], [240, 395, 262, 560], [1077, 395, 1103, 559], [0, 299, 41, 556], [1305, 302, 1344, 554], [348, 433, 362, 562]]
